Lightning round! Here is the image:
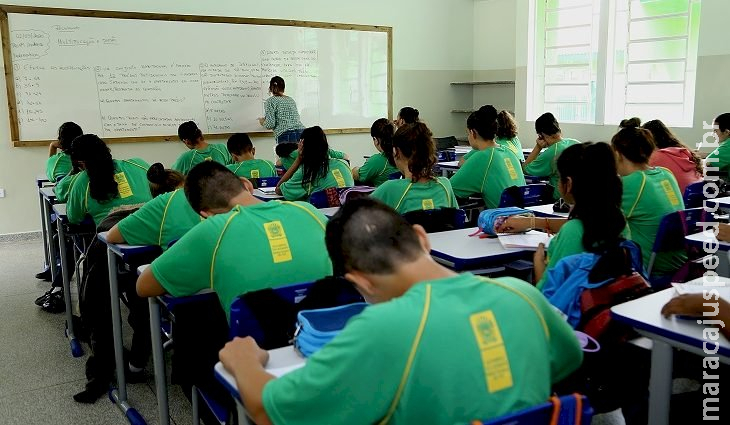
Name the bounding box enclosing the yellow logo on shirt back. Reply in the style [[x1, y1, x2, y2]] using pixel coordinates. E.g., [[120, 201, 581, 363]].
[[504, 158, 518, 180], [422, 199, 435, 210], [114, 172, 133, 198], [660, 180, 680, 206], [469, 310, 513, 393], [251, 170, 260, 178], [205, 157, 213, 161], [332, 169, 346, 187], [263, 221, 293, 263]]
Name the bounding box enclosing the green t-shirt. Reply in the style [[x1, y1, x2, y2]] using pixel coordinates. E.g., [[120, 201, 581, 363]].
[[356, 152, 399, 187], [54, 172, 79, 203], [280, 158, 354, 201], [279, 148, 347, 171], [171, 143, 232, 175], [226, 159, 277, 179], [371, 177, 458, 214], [496, 137, 524, 162], [263, 274, 582, 425], [622, 168, 687, 275], [46, 152, 72, 183], [450, 146, 526, 209], [66, 158, 153, 226], [523, 139, 580, 200], [150, 201, 333, 318], [537, 219, 585, 289], [116, 189, 202, 250], [705, 141, 730, 173]]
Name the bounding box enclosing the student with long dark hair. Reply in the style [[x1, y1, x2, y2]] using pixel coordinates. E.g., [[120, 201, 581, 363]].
[[371, 122, 457, 214], [705, 113, 730, 173], [276, 126, 354, 200], [47, 121, 83, 183], [352, 118, 400, 186], [258, 76, 306, 143], [172, 121, 232, 175], [450, 105, 526, 208], [394, 106, 419, 128], [642, 119, 703, 193]]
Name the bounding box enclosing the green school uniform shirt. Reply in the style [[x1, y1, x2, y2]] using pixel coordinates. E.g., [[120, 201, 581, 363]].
[[116, 189, 202, 251], [280, 158, 354, 201], [226, 159, 277, 179], [171, 143, 232, 175], [497, 137, 524, 162], [279, 148, 347, 171], [263, 95, 305, 139], [705, 141, 730, 173], [66, 158, 152, 226], [150, 201, 333, 318], [537, 219, 585, 289], [46, 152, 72, 183], [54, 172, 79, 203], [523, 139, 580, 200], [450, 146, 526, 209], [263, 274, 583, 425], [622, 168, 687, 275], [371, 177, 458, 214], [356, 152, 399, 187]]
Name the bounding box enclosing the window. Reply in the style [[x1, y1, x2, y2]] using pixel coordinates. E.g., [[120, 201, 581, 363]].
[[528, 0, 701, 127]]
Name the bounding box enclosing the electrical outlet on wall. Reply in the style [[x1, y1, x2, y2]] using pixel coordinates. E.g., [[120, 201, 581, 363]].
[[0, 188, 5, 198]]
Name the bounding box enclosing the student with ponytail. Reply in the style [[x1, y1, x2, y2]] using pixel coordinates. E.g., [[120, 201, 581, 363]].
[[449, 105, 526, 208], [352, 118, 400, 186], [394, 106, 419, 128], [642, 119, 703, 193], [172, 121, 232, 175], [371, 122, 458, 214], [460, 110, 523, 166]]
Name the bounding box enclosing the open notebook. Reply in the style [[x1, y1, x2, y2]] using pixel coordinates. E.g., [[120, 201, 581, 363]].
[[258, 186, 278, 194], [672, 276, 730, 301], [497, 231, 553, 250]]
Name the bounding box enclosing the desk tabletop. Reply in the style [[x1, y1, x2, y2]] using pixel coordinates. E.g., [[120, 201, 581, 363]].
[[137, 264, 149, 275], [686, 231, 730, 251], [526, 204, 569, 218], [707, 196, 730, 208], [52, 203, 66, 217], [98, 231, 160, 258], [428, 227, 528, 270], [436, 161, 460, 169], [40, 186, 57, 201], [36, 174, 50, 187], [252, 189, 284, 201], [319, 206, 340, 217], [612, 285, 730, 360]]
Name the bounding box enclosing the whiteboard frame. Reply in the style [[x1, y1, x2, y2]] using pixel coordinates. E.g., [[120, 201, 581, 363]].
[[0, 5, 393, 147]]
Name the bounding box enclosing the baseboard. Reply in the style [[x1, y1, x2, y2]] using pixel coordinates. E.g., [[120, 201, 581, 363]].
[[0, 231, 42, 243]]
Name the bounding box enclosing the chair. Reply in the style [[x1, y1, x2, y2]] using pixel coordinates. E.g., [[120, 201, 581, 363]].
[[388, 171, 403, 180], [402, 208, 467, 233], [434, 136, 458, 151], [251, 176, 280, 189], [682, 181, 705, 209], [474, 394, 592, 425], [498, 184, 555, 208]]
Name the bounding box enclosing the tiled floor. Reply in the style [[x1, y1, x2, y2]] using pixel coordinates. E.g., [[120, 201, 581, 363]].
[[0, 239, 193, 425]]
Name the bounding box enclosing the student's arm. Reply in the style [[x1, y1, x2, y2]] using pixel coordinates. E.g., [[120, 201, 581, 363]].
[[523, 139, 546, 168], [105, 225, 126, 244], [275, 156, 302, 196], [65, 177, 88, 225], [48, 140, 60, 158], [533, 244, 548, 283], [327, 148, 349, 161], [136, 266, 167, 297], [351, 167, 360, 182], [495, 216, 568, 233], [663, 295, 730, 339], [523, 144, 553, 177]]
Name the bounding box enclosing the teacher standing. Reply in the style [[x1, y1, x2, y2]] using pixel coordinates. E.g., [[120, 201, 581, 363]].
[[258, 76, 306, 143]]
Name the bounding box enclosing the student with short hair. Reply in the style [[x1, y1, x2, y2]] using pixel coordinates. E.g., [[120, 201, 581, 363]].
[[258, 76, 306, 143], [450, 105, 526, 208], [276, 126, 354, 201], [171, 121, 232, 175], [225, 133, 276, 179], [47, 121, 83, 183], [642, 119, 703, 194], [524, 112, 580, 200], [371, 122, 457, 214], [218, 198, 583, 425], [394, 106, 419, 128], [136, 161, 333, 318], [352, 118, 400, 186], [612, 126, 686, 276], [105, 163, 202, 251], [704, 113, 730, 173]]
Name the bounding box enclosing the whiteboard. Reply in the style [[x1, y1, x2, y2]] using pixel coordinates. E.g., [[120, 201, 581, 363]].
[[2, 8, 391, 145]]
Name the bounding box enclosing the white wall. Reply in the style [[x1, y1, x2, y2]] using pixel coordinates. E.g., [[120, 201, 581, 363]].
[[0, 0, 475, 234]]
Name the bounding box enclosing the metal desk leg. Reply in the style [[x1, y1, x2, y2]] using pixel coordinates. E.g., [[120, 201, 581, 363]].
[[149, 297, 170, 425], [57, 221, 83, 358], [107, 248, 146, 425], [441, 168, 448, 178], [38, 190, 49, 269], [647, 339, 673, 425], [44, 199, 58, 281]]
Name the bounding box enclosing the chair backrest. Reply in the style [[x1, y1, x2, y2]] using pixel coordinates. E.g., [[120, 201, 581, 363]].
[[388, 171, 404, 180], [682, 181, 706, 209], [402, 208, 467, 233], [475, 394, 592, 425], [252, 176, 281, 189], [499, 184, 555, 208], [434, 136, 458, 151], [651, 208, 711, 255]]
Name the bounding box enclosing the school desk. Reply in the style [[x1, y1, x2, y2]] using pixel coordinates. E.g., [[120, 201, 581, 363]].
[[706, 195, 730, 209], [214, 346, 305, 424], [98, 232, 161, 424], [40, 186, 59, 280], [428, 227, 531, 273], [319, 206, 340, 217], [252, 188, 285, 201], [685, 231, 730, 277], [435, 160, 460, 177], [37, 174, 52, 271], [611, 286, 730, 425], [526, 203, 570, 218]]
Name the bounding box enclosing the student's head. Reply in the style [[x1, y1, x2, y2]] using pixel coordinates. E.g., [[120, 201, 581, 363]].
[[619, 117, 642, 129], [185, 161, 247, 217], [642, 120, 703, 175], [496, 110, 518, 140], [392, 122, 436, 182], [466, 105, 499, 145], [370, 118, 396, 165], [610, 127, 656, 175], [325, 198, 431, 303], [714, 113, 730, 144], [227, 133, 255, 161], [178, 121, 204, 149], [275, 142, 298, 159], [269, 76, 285, 95], [147, 163, 185, 198], [535, 112, 562, 144], [70, 134, 117, 202], [557, 142, 626, 252], [57, 122, 83, 152], [299, 126, 330, 187], [395, 107, 419, 128]]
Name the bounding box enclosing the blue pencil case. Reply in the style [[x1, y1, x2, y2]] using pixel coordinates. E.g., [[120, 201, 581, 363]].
[[476, 207, 533, 236], [294, 302, 367, 357]]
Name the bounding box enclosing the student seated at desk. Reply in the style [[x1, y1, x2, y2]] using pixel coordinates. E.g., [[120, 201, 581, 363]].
[[105, 163, 202, 250], [219, 198, 582, 425], [497, 142, 627, 288], [46, 121, 83, 183], [276, 126, 354, 201], [642, 119, 703, 194], [450, 105, 526, 209], [394, 105, 420, 128], [704, 113, 730, 174], [226, 133, 277, 179], [171, 121, 232, 175], [612, 127, 686, 277], [460, 110, 523, 166], [371, 122, 457, 214], [351, 118, 399, 186], [523, 112, 580, 200], [275, 142, 349, 171]]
